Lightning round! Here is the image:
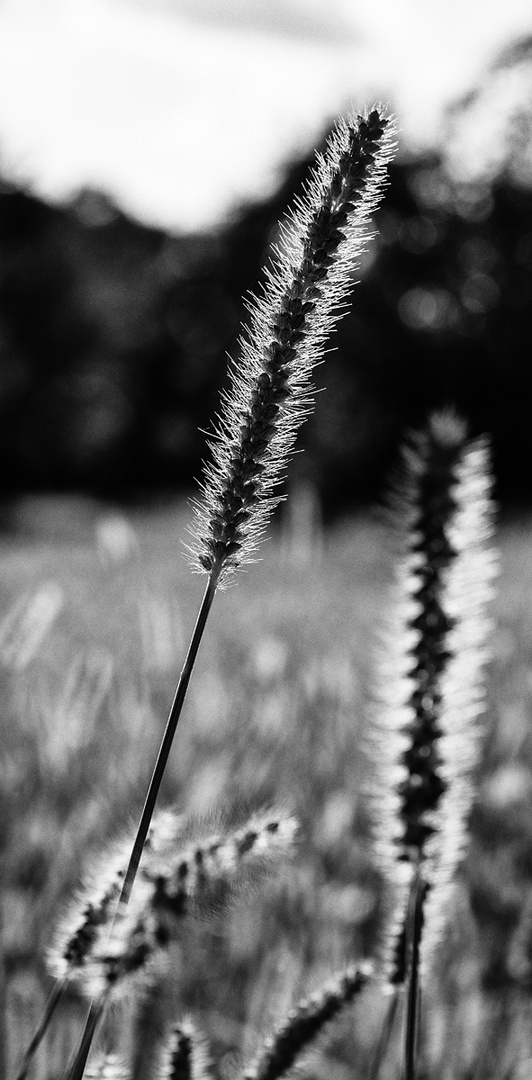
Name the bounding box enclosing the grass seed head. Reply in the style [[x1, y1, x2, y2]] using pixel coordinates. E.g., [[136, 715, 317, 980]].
[[51, 807, 298, 1001], [146, 808, 299, 921], [48, 809, 185, 983], [242, 963, 372, 1080], [72, 878, 164, 1001], [368, 410, 496, 982], [48, 839, 131, 982], [187, 108, 396, 586]]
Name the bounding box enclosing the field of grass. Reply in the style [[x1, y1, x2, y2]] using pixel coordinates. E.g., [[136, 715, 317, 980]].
[[2, 496, 532, 1079]]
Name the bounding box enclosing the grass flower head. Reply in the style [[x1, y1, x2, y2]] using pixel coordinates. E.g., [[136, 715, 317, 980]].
[[368, 410, 496, 984], [188, 107, 396, 586], [243, 963, 372, 1080]]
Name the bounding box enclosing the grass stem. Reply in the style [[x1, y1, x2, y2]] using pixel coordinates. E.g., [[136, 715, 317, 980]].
[[118, 569, 219, 908], [404, 868, 424, 1080], [14, 978, 66, 1080], [66, 998, 105, 1080], [66, 570, 219, 1080], [367, 987, 400, 1080]]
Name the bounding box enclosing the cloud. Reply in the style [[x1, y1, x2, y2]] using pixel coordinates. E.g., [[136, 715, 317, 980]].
[[0, 0, 531, 230], [160, 0, 360, 47]]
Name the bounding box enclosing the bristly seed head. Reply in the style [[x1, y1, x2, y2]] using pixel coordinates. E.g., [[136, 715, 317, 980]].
[[368, 410, 496, 983], [50, 807, 298, 1001], [242, 963, 372, 1080], [47, 809, 187, 984], [146, 809, 299, 919], [187, 107, 396, 586], [69, 878, 168, 1000], [48, 839, 131, 983]]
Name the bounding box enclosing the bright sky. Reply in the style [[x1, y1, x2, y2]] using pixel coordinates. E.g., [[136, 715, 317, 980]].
[[0, 0, 531, 232]]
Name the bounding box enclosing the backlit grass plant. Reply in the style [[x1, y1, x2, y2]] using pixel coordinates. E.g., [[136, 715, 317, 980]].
[[12, 106, 498, 1080], [16, 106, 397, 1080], [28, 406, 494, 1080]]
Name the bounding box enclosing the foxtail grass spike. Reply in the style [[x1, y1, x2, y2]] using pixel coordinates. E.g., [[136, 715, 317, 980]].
[[70, 880, 164, 1002], [66, 809, 298, 1078], [367, 410, 496, 985], [242, 963, 372, 1080], [188, 108, 396, 587], [419, 421, 496, 980], [48, 846, 129, 984], [157, 1018, 212, 1080], [50, 807, 297, 1040], [148, 808, 299, 918], [101, 107, 395, 926], [63, 809, 298, 1002], [48, 810, 185, 987]]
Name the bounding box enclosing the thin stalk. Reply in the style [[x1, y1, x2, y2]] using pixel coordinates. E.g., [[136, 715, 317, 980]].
[[404, 868, 424, 1080], [118, 569, 218, 908], [14, 978, 65, 1080], [66, 570, 219, 1080], [367, 986, 400, 1080], [66, 999, 105, 1080]]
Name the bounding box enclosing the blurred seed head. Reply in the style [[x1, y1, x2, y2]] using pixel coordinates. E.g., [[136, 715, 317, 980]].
[[157, 1018, 212, 1080], [49, 807, 298, 1001], [242, 962, 372, 1080], [367, 410, 496, 982]]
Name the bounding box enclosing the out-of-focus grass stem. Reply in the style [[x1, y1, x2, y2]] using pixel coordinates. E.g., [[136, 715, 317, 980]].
[[404, 866, 424, 1080], [14, 980, 65, 1080]]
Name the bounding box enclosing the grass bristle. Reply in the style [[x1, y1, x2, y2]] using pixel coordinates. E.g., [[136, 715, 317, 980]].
[[48, 809, 186, 984]]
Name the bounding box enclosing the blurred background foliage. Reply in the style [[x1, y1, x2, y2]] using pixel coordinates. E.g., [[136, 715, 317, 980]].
[[0, 36, 531, 512]]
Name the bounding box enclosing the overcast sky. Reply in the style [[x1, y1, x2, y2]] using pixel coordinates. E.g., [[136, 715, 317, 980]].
[[0, 0, 531, 232]]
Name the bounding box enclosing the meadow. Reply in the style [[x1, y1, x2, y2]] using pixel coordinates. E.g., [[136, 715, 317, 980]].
[[3, 494, 532, 1079]]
